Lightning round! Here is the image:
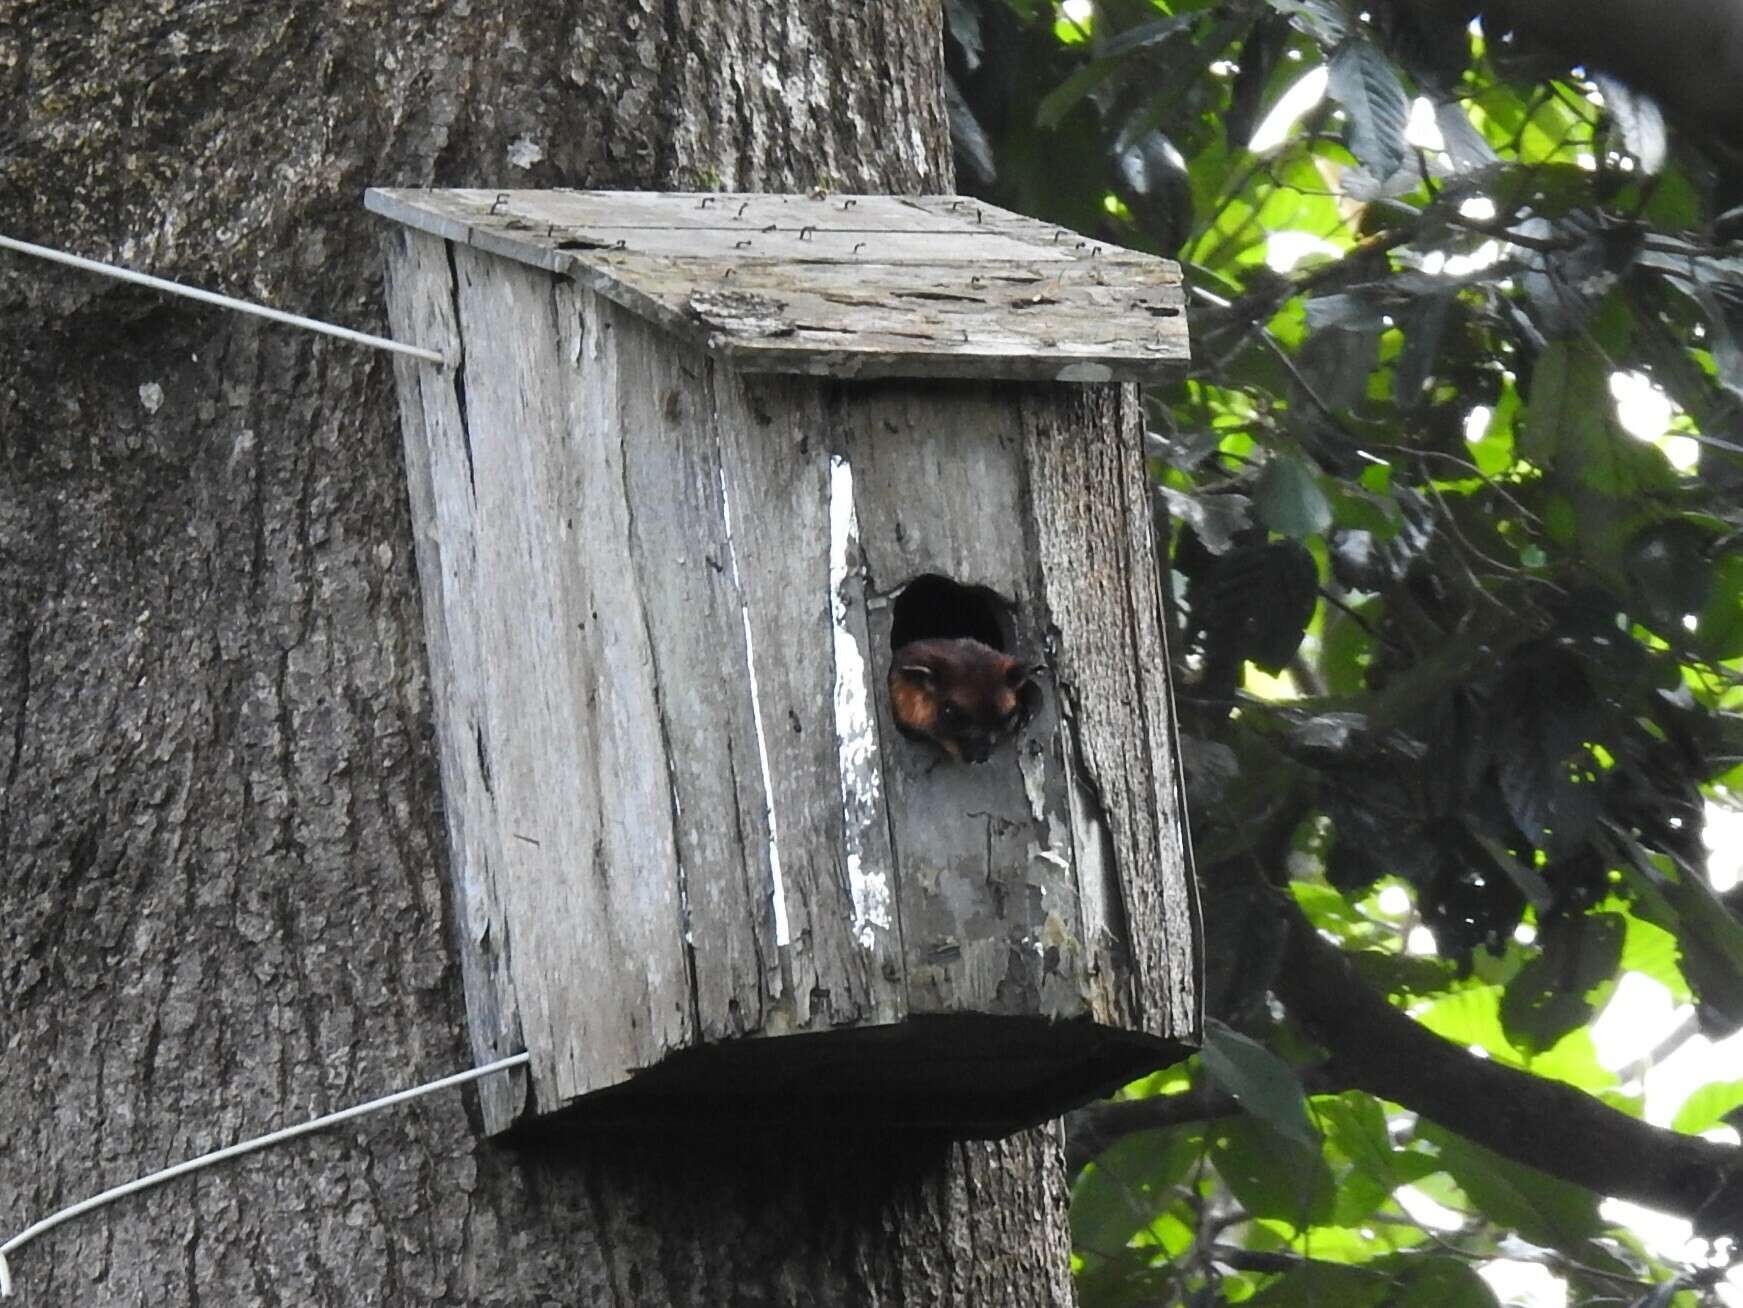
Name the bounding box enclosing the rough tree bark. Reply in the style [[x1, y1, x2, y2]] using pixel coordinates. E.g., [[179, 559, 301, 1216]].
[[0, 3, 1082, 1303]]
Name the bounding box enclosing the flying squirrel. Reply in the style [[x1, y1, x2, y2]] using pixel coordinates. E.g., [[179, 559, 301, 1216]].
[[887, 637, 1044, 764]]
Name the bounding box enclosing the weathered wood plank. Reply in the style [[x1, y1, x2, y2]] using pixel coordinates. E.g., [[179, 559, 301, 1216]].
[[709, 370, 902, 1029], [1022, 383, 1199, 1039], [370, 188, 993, 239], [837, 385, 1093, 1021], [381, 228, 528, 1134], [903, 195, 1138, 258], [366, 188, 1146, 259], [536, 228, 1071, 264], [364, 188, 1189, 384], [823, 452, 908, 1023], [601, 293, 782, 1042], [449, 244, 695, 1108], [375, 202, 1198, 1132]]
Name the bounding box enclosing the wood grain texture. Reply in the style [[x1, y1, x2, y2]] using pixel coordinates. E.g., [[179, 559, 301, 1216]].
[[823, 453, 910, 1026], [1023, 383, 1201, 1039], [605, 295, 783, 1043], [383, 231, 1197, 1125], [481, 243, 705, 1104], [366, 188, 1147, 253], [836, 385, 1093, 1021], [383, 227, 529, 1130], [709, 369, 895, 1030], [366, 188, 1189, 383]]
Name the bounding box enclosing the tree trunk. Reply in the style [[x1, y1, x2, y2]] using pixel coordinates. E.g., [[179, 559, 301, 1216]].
[[0, 3, 1079, 1303]]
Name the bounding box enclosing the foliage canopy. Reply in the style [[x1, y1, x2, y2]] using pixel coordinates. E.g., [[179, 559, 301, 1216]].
[[950, 1, 1743, 1303]]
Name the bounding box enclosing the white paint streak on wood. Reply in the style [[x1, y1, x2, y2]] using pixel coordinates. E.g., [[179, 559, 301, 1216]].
[[602, 294, 780, 1040], [716, 457, 789, 948], [829, 456, 892, 951], [712, 372, 889, 1029], [841, 386, 1091, 1022], [375, 201, 1197, 1131]]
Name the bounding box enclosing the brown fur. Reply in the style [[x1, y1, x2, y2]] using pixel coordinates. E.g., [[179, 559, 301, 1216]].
[[887, 637, 1040, 764]]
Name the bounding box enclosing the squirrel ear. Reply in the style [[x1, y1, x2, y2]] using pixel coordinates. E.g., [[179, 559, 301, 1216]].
[[897, 663, 935, 682]]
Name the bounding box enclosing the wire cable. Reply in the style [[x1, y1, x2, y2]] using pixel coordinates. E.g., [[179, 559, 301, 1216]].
[[0, 1051, 529, 1298], [0, 233, 446, 366]]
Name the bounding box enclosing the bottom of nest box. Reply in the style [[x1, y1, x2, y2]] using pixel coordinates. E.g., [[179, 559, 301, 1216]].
[[500, 1016, 1196, 1141]]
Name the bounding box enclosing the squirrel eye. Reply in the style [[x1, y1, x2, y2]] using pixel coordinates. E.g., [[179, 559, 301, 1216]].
[[940, 703, 965, 726]]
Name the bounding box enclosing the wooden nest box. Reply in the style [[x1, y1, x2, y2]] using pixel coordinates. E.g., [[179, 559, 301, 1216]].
[[369, 188, 1199, 1137]]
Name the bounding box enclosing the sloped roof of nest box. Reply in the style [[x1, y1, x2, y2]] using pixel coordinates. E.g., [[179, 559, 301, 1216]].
[[364, 188, 1189, 383]]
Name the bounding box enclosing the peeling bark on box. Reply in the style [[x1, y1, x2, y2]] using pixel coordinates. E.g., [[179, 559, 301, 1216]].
[[837, 386, 1088, 1022]]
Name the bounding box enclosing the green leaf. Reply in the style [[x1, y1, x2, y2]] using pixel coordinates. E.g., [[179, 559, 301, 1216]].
[[1387, 1256, 1503, 1308], [1326, 37, 1411, 180], [1419, 1123, 1604, 1251], [1490, 652, 1603, 859], [1500, 912, 1625, 1055], [1319, 1097, 1396, 1219], [1319, 594, 1379, 697], [1331, 1167, 1397, 1226], [1636, 165, 1702, 229], [1696, 554, 1743, 660], [1520, 1027, 1617, 1095], [1328, 484, 1400, 538], [1466, 827, 1556, 913], [1201, 1018, 1319, 1146], [1316, 1092, 1441, 1224], [1435, 101, 1499, 169], [1346, 949, 1458, 1000], [1626, 521, 1716, 637], [1414, 982, 1516, 1060], [1098, 13, 1196, 59], [1037, 58, 1123, 130], [1305, 292, 1391, 332], [1035, 19, 1198, 134], [1254, 454, 1333, 540], [1210, 1118, 1337, 1225], [1524, 338, 1605, 465], [1671, 1080, 1743, 1135], [1615, 905, 1691, 1001], [1072, 1127, 1203, 1257], [1264, 0, 1349, 45], [1185, 539, 1319, 673], [1244, 1261, 1390, 1307], [1612, 826, 1743, 1027], [1072, 1250, 1175, 1308]]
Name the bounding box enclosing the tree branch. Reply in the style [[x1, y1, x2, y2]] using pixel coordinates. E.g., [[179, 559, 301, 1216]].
[[1064, 1068, 1345, 1175], [1271, 884, 1743, 1237]]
